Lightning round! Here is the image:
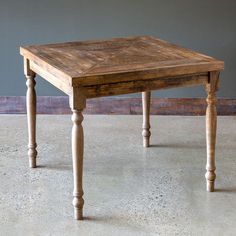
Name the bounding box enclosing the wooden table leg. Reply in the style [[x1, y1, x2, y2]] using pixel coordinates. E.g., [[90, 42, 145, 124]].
[[205, 71, 219, 192], [142, 91, 151, 147], [24, 58, 37, 168], [70, 88, 86, 220]]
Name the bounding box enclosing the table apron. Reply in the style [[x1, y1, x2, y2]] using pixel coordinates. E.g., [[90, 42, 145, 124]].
[[84, 74, 209, 98], [30, 60, 71, 95]]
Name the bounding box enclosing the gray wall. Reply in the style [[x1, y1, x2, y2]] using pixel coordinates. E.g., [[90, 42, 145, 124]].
[[1, 0, 235, 98]]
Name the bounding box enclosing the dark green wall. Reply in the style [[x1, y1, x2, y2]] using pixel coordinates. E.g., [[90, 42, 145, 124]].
[[1, 0, 235, 97]]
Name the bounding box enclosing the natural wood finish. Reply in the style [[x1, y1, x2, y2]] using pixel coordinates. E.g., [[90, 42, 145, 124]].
[[20, 36, 224, 94], [84, 74, 208, 98], [142, 91, 151, 147], [205, 71, 219, 192], [30, 60, 71, 95], [70, 88, 86, 220], [25, 59, 37, 168], [20, 35, 224, 220], [2, 96, 236, 115]]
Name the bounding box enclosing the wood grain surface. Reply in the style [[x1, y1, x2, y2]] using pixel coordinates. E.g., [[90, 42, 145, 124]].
[[20, 36, 224, 92]]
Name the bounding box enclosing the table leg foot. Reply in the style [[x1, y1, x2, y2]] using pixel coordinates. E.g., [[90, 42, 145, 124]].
[[206, 179, 215, 192], [28, 144, 37, 168], [29, 158, 37, 168], [73, 196, 84, 220], [142, 91, 151, 147]]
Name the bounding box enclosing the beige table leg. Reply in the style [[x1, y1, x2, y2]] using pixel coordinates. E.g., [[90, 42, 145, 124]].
[[24, 58, 37, 168], [142, 91, 151, 147], [70, 88, 86, 220], [205, 71, 219, 192]]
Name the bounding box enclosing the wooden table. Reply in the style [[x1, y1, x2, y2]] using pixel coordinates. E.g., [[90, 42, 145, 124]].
[[20, 36, 224, 220]]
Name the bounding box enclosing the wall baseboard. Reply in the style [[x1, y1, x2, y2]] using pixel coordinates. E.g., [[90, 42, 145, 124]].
[[0, 96, 236, 115]]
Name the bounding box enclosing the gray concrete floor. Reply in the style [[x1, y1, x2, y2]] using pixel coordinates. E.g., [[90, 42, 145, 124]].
[[0, 115, 236, 236]]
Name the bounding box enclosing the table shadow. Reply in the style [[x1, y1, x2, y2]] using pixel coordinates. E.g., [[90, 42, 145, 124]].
[[150, 143, 204, 149], [215, 188, 236, 193]]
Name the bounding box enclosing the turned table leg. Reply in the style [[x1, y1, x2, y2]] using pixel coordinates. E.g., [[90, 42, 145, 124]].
[[142, 91, 151, 147], [70, 88, 86, 220], [71, 109, 84, 220], [25, 58, 37, 168], [205, 71, 219, 192]]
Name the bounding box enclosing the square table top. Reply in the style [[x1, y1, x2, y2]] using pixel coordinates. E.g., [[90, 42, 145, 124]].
[[20, 36, 224, 87]]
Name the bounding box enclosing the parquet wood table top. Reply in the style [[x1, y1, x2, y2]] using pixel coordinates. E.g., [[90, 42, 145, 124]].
[[20, 36, 224, 88]]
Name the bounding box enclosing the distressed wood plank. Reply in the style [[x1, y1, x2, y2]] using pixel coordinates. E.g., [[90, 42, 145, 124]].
[[84, 74, 208, 98]]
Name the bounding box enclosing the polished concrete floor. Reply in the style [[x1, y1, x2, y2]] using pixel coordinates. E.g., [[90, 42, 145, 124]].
[[0, 115, 236, 236]]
